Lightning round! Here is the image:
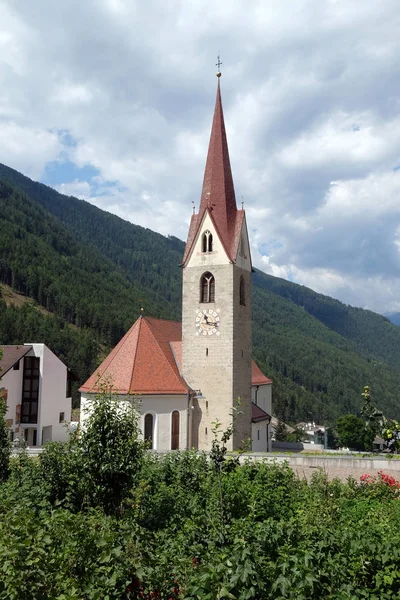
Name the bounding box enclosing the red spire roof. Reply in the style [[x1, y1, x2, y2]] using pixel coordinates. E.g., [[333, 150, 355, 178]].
[[183, 78, 244, 264], [199, 78, 237, 234]]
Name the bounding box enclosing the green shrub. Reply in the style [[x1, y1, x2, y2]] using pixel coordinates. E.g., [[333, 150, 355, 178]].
[[1, 392, 400, 598], [0, 394, 11, 483]]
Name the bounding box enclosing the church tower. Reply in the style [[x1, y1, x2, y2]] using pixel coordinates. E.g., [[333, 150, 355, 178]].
[[181, 71, 252, 451]]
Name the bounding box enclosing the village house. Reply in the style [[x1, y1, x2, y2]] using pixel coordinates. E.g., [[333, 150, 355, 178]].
[[0, 344, 72, 446]]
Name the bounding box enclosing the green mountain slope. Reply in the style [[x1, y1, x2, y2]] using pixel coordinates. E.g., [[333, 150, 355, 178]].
[[0, 179, 178, 345], [1, 162, 400, 423], [0, 163, 184, 308], [253, 270, 400, 371]]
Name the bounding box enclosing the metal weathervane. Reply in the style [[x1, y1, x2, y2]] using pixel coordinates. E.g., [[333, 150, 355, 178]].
[[216, 55, 222, 77]]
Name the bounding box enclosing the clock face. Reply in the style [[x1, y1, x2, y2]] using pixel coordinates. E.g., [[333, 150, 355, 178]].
[[195, 308, 220, 336]]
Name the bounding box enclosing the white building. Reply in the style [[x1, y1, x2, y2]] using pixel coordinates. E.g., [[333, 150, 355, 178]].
[[0, 344, 72, 446], [80, 71, 273, 452]]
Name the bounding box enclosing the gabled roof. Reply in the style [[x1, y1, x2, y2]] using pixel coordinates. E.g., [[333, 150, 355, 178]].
[[79, 317, 188, 395], [252, 402, 271, 423], [80, 318, 273, 397], [182, 78, 243, 265], [252, 361, 272, 385], [0, 345, 32, 378]]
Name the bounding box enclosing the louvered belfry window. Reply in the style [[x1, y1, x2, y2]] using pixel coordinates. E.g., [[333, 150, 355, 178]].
[[201, 272, 215, 303], [202, 230, 213, 253]]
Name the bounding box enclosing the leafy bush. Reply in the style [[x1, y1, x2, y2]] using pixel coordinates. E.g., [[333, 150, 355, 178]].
[[0, 393, 10, 483], [39, 386, 145, 515], [2, 392, 400, 598], [336, 413, 375, 450]]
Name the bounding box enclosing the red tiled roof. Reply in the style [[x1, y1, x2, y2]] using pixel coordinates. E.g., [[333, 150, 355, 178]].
[[182, 79, 243, 265], [80, 318, 273, 396], [252, 402, 271, 423], [0, 345, 32, 377], [79, 317, 188, 395], [252, 361, 272, 385]]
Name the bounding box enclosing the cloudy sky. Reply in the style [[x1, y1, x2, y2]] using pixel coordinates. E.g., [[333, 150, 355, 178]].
[[1, 0, 400, 314]]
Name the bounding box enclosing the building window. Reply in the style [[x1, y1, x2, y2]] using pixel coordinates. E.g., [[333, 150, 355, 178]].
[[257, 429, 260, 441], [200, 272, 215, 303], [21, 356, 40, 424], [202, 230, 213, 253], [32, 429, 37, 447], [240, 276, 245, 306], [59, 412, 65, 423], [13, 360, 20, 371], [171, 410, 180, 450], [144, 413, 154, 449]]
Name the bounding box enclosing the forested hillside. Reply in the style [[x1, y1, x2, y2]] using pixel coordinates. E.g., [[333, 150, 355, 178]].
[[0, 180, 178, 344], [1, 162, 400, 423]]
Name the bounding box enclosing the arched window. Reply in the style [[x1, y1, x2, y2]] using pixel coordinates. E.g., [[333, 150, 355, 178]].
[[240, 276, 246, 306], [200, 272, 215, 303], [171, 410, 180, 450], [144, 413, 154, 449], [202, 230, 213, 253]]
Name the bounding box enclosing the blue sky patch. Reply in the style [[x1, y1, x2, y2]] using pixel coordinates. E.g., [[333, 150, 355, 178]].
[[41, 159, 100, 187]]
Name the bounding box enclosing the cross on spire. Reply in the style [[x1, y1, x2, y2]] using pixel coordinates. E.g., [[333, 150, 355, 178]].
[[216, 55, 222, 77]]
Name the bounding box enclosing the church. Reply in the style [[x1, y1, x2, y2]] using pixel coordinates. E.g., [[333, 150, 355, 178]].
[[80, 70, 272, 452]]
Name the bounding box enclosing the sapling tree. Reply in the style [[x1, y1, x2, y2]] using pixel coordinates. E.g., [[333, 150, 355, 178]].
[[78, 381, 145, 515], [40, 379, 146, 515], [362, 385, 400, 452]]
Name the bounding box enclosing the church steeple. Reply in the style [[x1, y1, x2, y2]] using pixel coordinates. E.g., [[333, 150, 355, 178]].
[[182, 74, 244, 265], [197, 76, 238, 244], [181, 67, 252, 452]]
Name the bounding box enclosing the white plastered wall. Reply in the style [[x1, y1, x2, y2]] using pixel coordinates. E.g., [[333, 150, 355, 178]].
[[1, 345, 71, 445], [26, 344, 71, 444], [80, 393, 188, 452], [252, 422, 268, 452], [251, 383, 272, 452]]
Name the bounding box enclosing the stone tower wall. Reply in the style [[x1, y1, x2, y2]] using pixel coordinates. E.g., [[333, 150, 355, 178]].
[[182, 260, 251, 451]]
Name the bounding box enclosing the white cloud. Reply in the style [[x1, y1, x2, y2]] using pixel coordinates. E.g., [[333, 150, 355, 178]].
[[0, 121, 62, 179], [278, 112, 400, 172], [1, 0, 400, 312], [56, 180, 91, 200]]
